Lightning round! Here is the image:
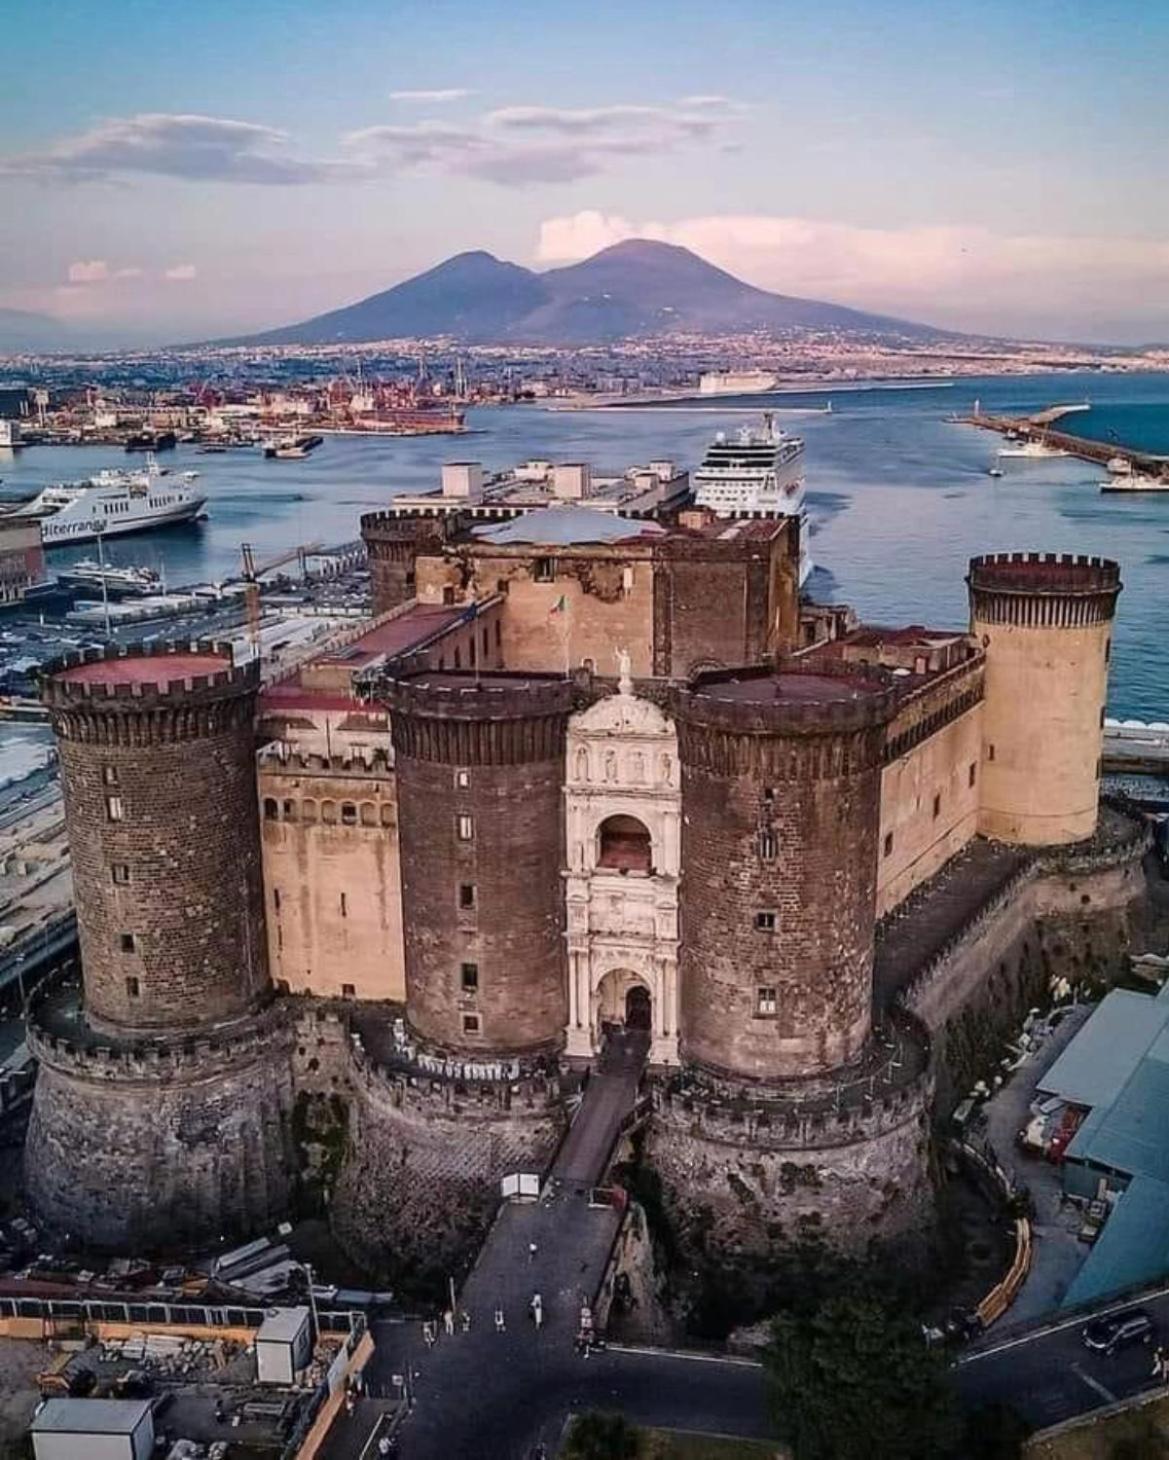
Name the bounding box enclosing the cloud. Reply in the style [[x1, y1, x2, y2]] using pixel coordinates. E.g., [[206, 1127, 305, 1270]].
[[4, 98, 734, 192], [534, 210, 1169, 338], [164, 263, 198, 281], [389, 88, 472, 103], [345, 98, 733, 187], [67, 259, 110, 283], [1, 113, 357, 185]]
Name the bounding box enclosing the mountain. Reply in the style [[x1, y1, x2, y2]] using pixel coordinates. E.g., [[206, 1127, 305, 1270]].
[[0, 308, 81, 354], [221, 239, 946, 347]]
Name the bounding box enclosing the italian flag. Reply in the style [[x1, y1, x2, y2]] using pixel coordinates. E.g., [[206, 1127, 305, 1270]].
[[549, 595, 567, 615]]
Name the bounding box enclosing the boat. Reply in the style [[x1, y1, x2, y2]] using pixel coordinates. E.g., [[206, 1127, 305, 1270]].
[[996, 440, 1069, 461], [987, 467, 1004, 478], [125, 430, 177, 452], [56, 560, 163, 596], [692, 412, 813, 586], [1106, 456, 1134, 476], [5, 453, 206, 547], [264, 433, 324, 460], [1100, 477, 1169, 495]]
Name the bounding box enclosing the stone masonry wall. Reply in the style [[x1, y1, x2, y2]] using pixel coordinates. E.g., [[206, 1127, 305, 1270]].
[[25, 1023, 296, 1250]]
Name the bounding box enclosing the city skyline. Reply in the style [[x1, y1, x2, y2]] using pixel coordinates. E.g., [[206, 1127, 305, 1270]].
[[2, 0, 1167, 345]]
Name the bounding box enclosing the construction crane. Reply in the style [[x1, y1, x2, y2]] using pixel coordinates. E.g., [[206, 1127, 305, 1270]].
[[240, 541, 323, 582]]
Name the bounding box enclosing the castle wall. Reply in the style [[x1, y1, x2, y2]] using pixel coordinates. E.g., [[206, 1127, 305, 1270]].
[[259, 756, 404, 1001], [415, 548, 658, 678], [646, 1058, 933, 1260], [25, 1004, 296, 1250], [877, 703, 983, 917]]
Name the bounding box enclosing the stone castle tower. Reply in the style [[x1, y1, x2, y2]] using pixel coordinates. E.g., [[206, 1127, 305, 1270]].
[[329, 669, 571, 1281], [648, 661, 934, 1259], [25, 643, 295, 1249], [970, 553, 1121, 845]]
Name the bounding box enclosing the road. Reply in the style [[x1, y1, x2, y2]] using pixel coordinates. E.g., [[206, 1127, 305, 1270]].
[[957, 1284, 1169, 1430]]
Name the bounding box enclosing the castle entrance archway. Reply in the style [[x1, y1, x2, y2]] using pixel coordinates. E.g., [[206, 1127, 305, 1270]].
[[595, 968, 651, 1038]]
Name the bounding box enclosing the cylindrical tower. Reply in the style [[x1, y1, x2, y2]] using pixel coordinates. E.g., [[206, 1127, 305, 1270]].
[[361, 513, 449, 615], [43, 642, 269, 1034], [673, 662, 897, 1081], [968, 552, 1121, 846], [386, 670, 573, 1055]]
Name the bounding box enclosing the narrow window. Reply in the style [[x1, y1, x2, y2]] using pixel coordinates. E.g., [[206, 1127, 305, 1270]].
[[283, 799, 297, 823], [754, 911, 777, 932], [442, 586, 455, 606], [454, 647, 461, 670], [111, 863, 130, 885], [482, 627, 488, 656], [125, 976, 140, 999], [987, 744, 996, 762], [263, 797, 278, 821], [120, 932, 136, 953], [932, 793, 941, 820], [470, 637, 477, 666], [273, 888, 281, 912], [757, 986, 778, 1016], [1105, 638, 1111, 664], [341, 802, 357, 826], [456, 814, 474, 841], [461, 961, 479, 992], [462, 1013, 481, 1034], [341, 983, 356, 999], [495, 620, 501, 648], [968, 763, 977, 788], [340, 892, 348, 918], [763, 787, 776, 803], [758, 829, 777, 861], [534, 557, 554, 583], [884, 832, 894, 858], [106, 795, 124, 822], [455, 768, 471, 789], [459, 883, 476, 910], [103, 765, 119, 787]]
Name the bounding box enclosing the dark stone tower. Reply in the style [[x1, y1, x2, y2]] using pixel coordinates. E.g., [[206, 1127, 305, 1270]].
[[647, 661, 934, 1262], [329, 669, 572, 1285], [25, 643, 294, 1250], [361, 513, 454, 616], [387, 670, 573, 1055]]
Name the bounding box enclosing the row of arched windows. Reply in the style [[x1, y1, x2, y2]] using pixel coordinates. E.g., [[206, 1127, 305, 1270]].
[[263, 796, 392, 828]]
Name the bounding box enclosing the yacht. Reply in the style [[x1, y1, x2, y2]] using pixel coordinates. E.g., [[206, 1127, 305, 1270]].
[[8, 453, 206, 547], [56, 560, 163, 595], [693, 413, 812, 585], [995, 440, 1069, 461]]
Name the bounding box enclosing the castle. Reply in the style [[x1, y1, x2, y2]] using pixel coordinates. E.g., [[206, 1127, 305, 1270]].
[[23, 455, 1149, 1283]]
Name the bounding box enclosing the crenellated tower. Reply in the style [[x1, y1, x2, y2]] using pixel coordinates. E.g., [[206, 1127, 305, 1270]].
[[25, 642, 294, 1251], [969, 553, 1121, 845]]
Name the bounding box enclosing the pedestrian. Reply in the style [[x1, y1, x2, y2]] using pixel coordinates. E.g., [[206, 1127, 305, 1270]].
[[443, 1307, 455, 1337], [530, 1292, 543, 1331], [422, 1319, 435, 1349], [378, 1435, 393, 1457], [460, 1309, 472, 1333], [345, 1391, 355, 1416], [495, 1305, 506, 1333], [528, 1241, 538, 1262]]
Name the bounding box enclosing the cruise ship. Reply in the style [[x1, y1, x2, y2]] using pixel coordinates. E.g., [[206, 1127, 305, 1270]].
[[7, 454, 206, 547], [692, 414, 812, 585]]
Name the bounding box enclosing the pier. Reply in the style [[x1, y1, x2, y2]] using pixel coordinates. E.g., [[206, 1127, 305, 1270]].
[[959, 405, 1169, 479]]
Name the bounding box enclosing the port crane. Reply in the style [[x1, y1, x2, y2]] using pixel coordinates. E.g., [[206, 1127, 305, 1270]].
[[239, 541, 323, 582]]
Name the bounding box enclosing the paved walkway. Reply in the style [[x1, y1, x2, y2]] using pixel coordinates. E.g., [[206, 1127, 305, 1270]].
[[323, 1033, 755, 1459]]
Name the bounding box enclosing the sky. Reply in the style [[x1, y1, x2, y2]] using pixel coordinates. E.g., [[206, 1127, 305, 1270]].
[[1, 0, 1167, 346]]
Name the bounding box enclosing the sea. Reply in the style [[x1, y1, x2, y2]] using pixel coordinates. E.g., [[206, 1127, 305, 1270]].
[[1, 370, 1166, 718]]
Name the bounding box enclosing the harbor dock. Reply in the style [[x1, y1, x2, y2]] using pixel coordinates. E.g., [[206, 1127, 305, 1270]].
[[959, 406, 1169, 480]]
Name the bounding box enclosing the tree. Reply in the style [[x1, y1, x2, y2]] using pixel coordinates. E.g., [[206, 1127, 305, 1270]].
[[764, 1290, 960, 1460], [562, 1410, 640, 1460]]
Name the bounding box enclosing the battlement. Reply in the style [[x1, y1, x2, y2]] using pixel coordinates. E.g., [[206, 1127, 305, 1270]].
[[968, 553, 1122, 627], [258, 746, 394, 778], [386, 669, 572, 766], [673, 658, 898, 739]]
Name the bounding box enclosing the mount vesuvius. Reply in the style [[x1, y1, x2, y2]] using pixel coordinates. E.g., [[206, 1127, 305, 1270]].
[[220, 240, 946, 347]]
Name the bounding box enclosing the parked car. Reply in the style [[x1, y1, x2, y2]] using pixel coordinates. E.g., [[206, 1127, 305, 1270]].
[[1082, 1309, 1155, 1355]]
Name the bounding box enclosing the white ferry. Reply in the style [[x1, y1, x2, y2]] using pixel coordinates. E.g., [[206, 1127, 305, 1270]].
[[995, 440, 1069, 461], [56, 560, 163, 595], [9, 454, 206, 547], [692, 413, 812, 586]]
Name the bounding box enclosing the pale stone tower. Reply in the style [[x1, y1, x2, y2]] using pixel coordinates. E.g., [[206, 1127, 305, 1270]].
[[968, 553, 1121, 846]]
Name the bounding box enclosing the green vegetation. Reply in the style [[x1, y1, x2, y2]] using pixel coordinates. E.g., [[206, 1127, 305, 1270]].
[[764, 1290, 960, 1460], [563, 1411, 640, 1460], [562, 1414, 782, 1460], [1025, 1393, 1169, 1459]]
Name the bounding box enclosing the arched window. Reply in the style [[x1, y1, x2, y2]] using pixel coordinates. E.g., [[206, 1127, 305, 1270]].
[[341, 802, 358, 826], [361, 801, 378, 826], [321, 800, 337, 825], [597, 814, 652, 873], [302, 799, 317, 824], [263, 797, 279, 821], [282, 799, 297, 823], [380, 804, 394, 828]]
